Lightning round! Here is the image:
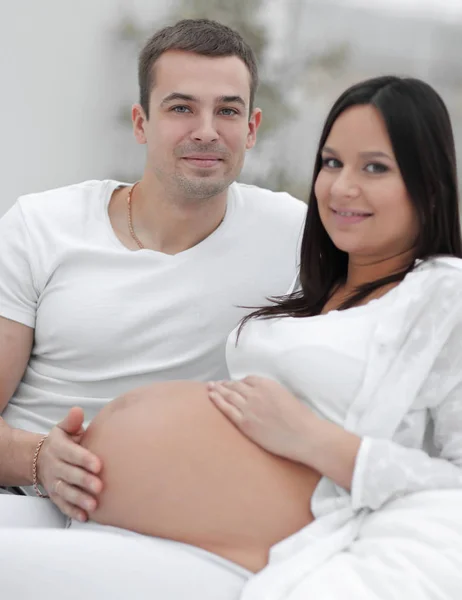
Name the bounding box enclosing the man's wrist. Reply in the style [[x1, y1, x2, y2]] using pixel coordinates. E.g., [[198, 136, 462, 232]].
[[10, 427, 43, 486]]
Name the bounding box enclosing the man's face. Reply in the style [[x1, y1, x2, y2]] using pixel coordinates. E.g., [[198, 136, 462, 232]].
[[132, 50, 261, 201]]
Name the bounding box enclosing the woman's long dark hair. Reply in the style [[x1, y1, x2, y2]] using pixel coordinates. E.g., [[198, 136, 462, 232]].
[[240, 75, 462, 332]]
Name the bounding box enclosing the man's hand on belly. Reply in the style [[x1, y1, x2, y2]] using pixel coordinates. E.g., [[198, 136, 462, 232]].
[[37, 407, 103, 521]]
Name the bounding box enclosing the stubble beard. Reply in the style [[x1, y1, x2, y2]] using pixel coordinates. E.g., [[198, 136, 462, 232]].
[[173, 170, 235, 201], [169, 142, 241, 201]]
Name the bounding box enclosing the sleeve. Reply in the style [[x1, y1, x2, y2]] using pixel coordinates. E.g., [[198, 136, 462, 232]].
[[350, 316, 462, 511], [0, 201, 39, 327]]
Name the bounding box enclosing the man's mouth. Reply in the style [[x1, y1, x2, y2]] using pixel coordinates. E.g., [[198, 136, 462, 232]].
[[182, 156, 223, 168]]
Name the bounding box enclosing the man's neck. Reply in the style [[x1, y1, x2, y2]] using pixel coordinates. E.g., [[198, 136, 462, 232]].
[[119, 177, 230, 255]]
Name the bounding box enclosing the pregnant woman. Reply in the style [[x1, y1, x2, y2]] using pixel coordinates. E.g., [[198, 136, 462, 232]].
[[3, 75, 462, 600]]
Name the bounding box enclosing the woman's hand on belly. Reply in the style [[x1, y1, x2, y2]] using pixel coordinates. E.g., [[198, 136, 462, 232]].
[[208, 376, 363, 491], [207, 377, 316, 462], [38, 407, 103, 521]]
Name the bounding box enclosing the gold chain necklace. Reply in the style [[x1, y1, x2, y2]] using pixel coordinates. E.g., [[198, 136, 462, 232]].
[[127, 182, 227, 251], [127, 181, 144, 250]]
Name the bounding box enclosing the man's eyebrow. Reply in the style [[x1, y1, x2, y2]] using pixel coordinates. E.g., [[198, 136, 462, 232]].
[[219, 95, 246, 107], [160, 93, 197, 106], [160, 93, 247, 108]]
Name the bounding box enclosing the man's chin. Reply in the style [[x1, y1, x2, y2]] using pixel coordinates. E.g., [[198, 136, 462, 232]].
[[176, 175, 232, 199]]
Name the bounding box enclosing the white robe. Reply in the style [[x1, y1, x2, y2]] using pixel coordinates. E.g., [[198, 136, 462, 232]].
[[239, 256, 462, 599]]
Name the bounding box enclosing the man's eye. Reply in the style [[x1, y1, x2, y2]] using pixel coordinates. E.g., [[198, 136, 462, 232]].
[[220, 108, 238, 116], [171, 106, 191, 113]]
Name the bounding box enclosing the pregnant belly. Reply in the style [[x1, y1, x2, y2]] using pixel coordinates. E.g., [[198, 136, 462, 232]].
[[82, 381, 321, 572]]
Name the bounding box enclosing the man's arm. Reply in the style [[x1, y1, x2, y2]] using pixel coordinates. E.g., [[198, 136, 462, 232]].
[[0, 316, 39, 486]]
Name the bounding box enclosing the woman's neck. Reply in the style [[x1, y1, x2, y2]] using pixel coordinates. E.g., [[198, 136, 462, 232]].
[[344, 248, 415, 292]]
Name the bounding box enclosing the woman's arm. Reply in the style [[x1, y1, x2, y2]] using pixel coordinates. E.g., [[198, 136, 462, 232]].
[[294, 410, 462, 511], [347, 318, 462, 511], [208, 362, 462, 511], [208, 376, 361, 490]]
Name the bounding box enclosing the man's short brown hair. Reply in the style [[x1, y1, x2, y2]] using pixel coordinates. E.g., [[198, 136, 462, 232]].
[[138, 18, 259, 119]]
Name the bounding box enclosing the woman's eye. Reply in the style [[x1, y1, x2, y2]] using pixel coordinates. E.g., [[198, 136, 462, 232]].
[[321, 157, 341, 169], [365, 163, 389, 174]]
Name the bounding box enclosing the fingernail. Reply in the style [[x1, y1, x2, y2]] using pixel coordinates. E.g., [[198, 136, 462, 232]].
[[84, 499, 96, 511]]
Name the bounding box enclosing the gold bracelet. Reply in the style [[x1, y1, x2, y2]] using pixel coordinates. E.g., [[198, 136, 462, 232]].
[[32, 434, 49, 498]]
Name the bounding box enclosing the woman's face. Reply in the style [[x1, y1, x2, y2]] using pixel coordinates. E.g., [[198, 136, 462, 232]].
[[314, 104, 419, 264]]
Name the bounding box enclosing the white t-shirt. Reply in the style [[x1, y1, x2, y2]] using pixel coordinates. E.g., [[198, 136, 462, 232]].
[[0, 179, 306, 436], [227, 299, 384, 426]]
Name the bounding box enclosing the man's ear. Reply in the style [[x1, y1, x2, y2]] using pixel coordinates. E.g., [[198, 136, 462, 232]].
[[246, 108, 262, 150], [132, 104, 148, 145]]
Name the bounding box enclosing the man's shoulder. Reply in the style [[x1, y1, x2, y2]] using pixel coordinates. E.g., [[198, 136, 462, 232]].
[[231, 182, 306, 220], [12, 180, 125, 238], [17, 180, 119, 215]]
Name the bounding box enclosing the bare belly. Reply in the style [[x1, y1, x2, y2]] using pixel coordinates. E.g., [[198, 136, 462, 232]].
[[82, 381, 321, 572]]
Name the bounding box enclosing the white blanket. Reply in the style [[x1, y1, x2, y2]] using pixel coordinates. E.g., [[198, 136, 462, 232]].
[[239, 490, 462, 599], [1, 492, 461, 599], [0, 524, 250, 600], [0, 495, 66, 528]]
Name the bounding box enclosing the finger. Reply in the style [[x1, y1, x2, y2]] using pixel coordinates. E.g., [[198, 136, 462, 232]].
[[221, 380, 253, 396], [207, 380, 226, 389], [209, 391, 244, 424], [243, 375, 262, 387], [56, 463, 103, 496], [52, 493, 88, 523], [54, 478, 63, 497], [57, 407, 85, 436], [212, 382, 247, 408], [51, 479, 98, 514], [55, 436, 102, 474]]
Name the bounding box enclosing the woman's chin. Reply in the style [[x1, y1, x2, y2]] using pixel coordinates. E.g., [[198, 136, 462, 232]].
[[330, 239, 369, 257]]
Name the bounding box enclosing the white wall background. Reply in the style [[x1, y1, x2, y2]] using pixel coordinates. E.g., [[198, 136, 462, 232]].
[[1, 0, 461, 214], [0, 0, 171, 214]]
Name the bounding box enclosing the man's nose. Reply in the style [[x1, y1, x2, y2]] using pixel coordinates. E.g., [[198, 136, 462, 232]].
[[190, 115, 219, 144]]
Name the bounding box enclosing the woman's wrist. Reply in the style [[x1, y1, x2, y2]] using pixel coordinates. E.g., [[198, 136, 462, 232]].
[[294, 413, 362, 491], [288, 410, 323, 464]]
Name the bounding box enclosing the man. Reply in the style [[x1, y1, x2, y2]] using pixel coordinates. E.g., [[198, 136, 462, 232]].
[[0, 19, 306, 522]]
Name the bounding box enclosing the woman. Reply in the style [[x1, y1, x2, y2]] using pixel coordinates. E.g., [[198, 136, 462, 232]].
[[65, 74, 462, 599], [3, 75, 462, 599]]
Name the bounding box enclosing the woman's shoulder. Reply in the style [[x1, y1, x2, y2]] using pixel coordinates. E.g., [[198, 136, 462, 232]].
[[417, 255, 462, 274], [387, 256, 462, 328], [414, 256, 462, 294]]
